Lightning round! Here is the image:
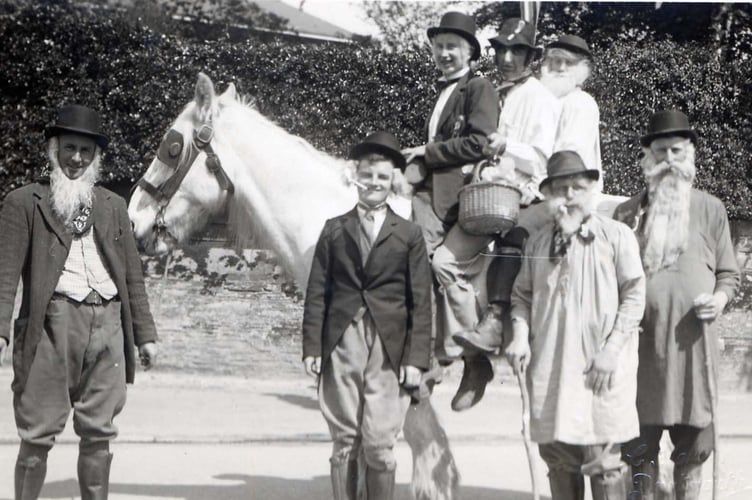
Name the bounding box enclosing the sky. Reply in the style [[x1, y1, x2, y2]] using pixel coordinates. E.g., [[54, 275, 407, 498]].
[[277, 0, 382, 37]]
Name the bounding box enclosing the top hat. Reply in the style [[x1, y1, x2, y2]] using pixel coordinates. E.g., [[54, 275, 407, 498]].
[[349, 131, 406, 170], [546, 34, 592, 58], [44, 104, 110, 148], [539, 150, 599, 190], [640, 110, 698, 147], [489, 18, 537, 50], [427, 12, 481, 61]]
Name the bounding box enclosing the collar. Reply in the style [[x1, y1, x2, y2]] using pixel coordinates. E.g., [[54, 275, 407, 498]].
[[357, 201, 387, 214], [438, 67, 470, 83]]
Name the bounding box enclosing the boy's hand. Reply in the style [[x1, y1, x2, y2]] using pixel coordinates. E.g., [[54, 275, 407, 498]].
[[400, 365, 422, 389], [304, 356, 321, 378]]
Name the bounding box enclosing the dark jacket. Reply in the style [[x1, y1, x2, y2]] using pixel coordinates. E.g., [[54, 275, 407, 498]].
[[424, 72, 500, 223], [0, 181, 158, 392], [301, 207, 432, 373]]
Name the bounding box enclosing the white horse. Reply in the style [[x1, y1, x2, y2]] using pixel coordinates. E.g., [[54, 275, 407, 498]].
[[129, 73, 458, 500]]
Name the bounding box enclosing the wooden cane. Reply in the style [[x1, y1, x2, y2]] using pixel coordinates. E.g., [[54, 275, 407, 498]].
[[702, 322, 719, 500], [516, 365, 539, 500]]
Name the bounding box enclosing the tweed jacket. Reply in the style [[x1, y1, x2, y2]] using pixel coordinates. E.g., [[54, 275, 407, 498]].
[[302, 207, 432, 373], [0, 181, 158, 392], [423, 72, 499, 223]]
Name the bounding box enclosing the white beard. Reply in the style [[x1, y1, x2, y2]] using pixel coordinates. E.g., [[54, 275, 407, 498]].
[[48, 138, 101, 228], [547, 196, 590, 236], [640, 147, 696, 276], [539, 65, 578, 98]]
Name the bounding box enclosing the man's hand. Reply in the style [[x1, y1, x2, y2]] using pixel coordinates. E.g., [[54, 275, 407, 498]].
[[0, 338, 8, 366], [303, 356, 321, 379], [400, 365, 422, 389], [584, 347, 619, 396], [483, 132, 507, 158], [693, 292, 728, 322], [401, 145, 426, 165], [505, 337, 530, 376], [138, 342, 158, 370]]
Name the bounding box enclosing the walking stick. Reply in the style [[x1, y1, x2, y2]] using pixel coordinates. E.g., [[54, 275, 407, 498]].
[[516, 365, 540, 500], [702, 323, 719, 500]]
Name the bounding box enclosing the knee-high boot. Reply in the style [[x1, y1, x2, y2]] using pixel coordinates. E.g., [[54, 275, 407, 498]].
[[547, 469, 585, 500], [330, 459, 358, 500], [365, 466, 395, 500], [78, 443, 113, 500], [628, 458, 658, 500], [14, 442, 49, 500], [674, 462, 703, 500]]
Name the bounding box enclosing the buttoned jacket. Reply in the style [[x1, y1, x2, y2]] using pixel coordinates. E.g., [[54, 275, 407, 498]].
[[302, 207, 432, 373], [0, 181, 158, 392], [423, 72, 499, 223]]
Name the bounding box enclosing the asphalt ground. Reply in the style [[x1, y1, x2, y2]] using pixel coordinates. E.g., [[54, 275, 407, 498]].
[[1, 368, 751, 499]]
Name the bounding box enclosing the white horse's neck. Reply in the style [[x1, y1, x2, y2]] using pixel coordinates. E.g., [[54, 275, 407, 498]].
[[215, 104, 357, 288]]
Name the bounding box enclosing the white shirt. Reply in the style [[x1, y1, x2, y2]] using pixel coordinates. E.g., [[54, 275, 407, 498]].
[[55, 228, 118, 301], [555, 88, 603, 192], [428, 68, 470, 142], [357, 203, 387, 242]]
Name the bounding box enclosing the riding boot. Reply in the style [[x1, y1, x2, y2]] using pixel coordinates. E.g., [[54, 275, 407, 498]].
[[590, 467, 628, 500], [547, 469, 585, 500], [365, 466, 395, 500], [78, 443, 113, 500], [450, 354, 493, 412], [330, 459, 358, 500], [452, 302, 505, 354], [674, 462, 703, 500], [15, 442, 49, 500]]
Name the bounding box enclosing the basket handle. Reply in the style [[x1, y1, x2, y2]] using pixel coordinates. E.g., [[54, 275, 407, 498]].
[[470, 157, 498, 184]]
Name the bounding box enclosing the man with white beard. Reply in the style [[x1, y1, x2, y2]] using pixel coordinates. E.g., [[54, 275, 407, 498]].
[[614, 110, 740, 500], [0, 104, 158, 500], [506, 150, 645, 499], [540, 35, 603, 192]]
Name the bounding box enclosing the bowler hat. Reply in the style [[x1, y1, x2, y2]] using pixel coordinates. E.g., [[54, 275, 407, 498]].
[[44, 104, 110, 148], [427, 12, 481, 61], [546, 34, 592, 58], [349, 131, 406, 170], [539, 150, 599, 190], [489, 18, 537, 50], [640, 110, 698, 147]]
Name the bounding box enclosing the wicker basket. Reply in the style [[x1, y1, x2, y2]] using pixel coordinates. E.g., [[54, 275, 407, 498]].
[[458, 160, 521, 235]]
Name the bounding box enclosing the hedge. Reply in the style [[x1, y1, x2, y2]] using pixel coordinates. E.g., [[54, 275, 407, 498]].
[[1, 1, 751, 219]]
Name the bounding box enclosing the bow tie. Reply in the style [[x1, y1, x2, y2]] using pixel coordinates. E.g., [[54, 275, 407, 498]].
[[436, 77, 462, 91]]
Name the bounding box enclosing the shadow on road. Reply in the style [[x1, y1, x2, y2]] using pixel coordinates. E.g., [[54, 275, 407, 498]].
[[263, 391, 320, 411], [39, 473, 549, 499]]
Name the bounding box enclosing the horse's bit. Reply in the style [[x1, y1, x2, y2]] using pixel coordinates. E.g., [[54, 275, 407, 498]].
[[135, 124, 235, 232]]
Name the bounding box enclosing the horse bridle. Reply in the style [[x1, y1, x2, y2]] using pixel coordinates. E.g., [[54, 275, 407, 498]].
[[135, 124, 235, 233]]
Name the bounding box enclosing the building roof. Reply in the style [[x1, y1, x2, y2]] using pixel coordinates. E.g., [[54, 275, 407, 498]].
[[254, 0, 357, 42]]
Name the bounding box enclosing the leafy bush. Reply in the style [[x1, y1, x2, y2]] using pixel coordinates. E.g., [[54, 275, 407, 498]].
[[1, 1, 751, 220]]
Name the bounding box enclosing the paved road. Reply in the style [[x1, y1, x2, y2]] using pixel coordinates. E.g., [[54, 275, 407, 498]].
[[1, 368, 751, 499]]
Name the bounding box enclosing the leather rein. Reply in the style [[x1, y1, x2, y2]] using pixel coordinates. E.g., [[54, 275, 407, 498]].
[[135, 124, 234, 233]]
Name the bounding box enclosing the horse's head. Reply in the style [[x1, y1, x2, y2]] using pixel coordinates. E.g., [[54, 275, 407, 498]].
[[128, 73, 238, 254]]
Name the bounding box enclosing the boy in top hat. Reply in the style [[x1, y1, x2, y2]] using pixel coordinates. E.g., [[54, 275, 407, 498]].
[[448, 17, 561, 411], [0, 104, 158, 500], [399, 11, 499, 410], [302, 131, 432, 500], [615, 110, 739, 499], [541, 34, 603, 191], [506, 150, 646, 499]]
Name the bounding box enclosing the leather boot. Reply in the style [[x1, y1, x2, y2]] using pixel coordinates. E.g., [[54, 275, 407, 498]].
[[674, 462, 703, 500], [330, 459, 358, 500], [15, 443, 49, 500], [548, 469, 585, 500], [365, 466, 395, 500], [627, 458, 657, 500], [590, 466, 628, 500], [78, 447, 113, 500], [452, 302, 505, 354], [450, 354, 493, 411]]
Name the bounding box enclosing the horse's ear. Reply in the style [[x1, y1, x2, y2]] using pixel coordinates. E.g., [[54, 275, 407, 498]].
[[219, 82, 237, 105], [195, 72, 216, 116]]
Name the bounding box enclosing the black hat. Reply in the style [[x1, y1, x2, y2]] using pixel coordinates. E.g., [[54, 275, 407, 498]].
[[489, 18, 536, 50], [349, 131, 406, 169], [427, 12, 481, 61], [546, 34, 592, 58], [640, 110, 698, 147], [539, 150, 599, 190], [44, 104, 109, 148]]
